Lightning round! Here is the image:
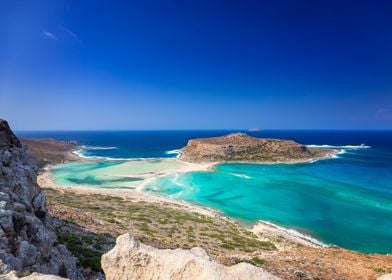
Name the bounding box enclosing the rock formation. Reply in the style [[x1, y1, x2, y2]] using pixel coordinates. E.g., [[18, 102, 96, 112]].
[[19, 139, 79, 169], [101, 233, 279, 280], [180, 133, 334, 163], [0, 120, 81, 279], [0, 271, 65, 280]]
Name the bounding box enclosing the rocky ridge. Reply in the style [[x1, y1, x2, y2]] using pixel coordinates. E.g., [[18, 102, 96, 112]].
[[0, 120, 81, 279], [180, 133, 335, 163], [19, 139, 79, 169], [101, 233, 279, 280]]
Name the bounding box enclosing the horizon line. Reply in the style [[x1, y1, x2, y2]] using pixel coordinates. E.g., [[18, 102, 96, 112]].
[[15, 128, 392, 133]]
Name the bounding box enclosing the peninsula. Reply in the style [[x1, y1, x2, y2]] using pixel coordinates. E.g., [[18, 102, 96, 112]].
[[180, 133, 336, 163]]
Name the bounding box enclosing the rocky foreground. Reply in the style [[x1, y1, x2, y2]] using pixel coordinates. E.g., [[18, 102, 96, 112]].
[[180, 133, 335, 163], [102, 233, 277, 280], [0, 120, 81, 278]]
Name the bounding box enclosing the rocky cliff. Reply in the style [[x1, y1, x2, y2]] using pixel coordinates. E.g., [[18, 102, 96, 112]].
[[180, 133, 334, 163], [101, 233, 279, 280], [0, 120, 81, 279]]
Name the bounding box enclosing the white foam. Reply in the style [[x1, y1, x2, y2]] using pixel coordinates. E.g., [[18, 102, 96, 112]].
[[307, 144, 369, 159], [229, 172, 252, 179], [81, 145, 118, 150], [260, 221, 328, 247], [165, 149, 181, 158], [72, 149, 148, 161], [73, 145, 153, 161], [307, 144, 370, 149], [72, 149, 92, 159], [329, 149, 347, 159]]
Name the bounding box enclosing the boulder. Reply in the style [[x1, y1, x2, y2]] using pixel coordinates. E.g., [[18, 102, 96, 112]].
[[101, 233, 279, 280]]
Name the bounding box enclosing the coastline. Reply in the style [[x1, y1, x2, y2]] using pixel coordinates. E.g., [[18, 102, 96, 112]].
[[39, 164, 218, 217], [35, 142, 348, 250], [27, 138, 392, 279], [39, 157, 323, 249], [207, 148, 340, 165]]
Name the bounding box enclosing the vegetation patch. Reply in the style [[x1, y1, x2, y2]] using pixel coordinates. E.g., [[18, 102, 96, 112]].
[[45, 187, 278, 268], [56, 231, 103, 272], [249, 256, 265, 266]]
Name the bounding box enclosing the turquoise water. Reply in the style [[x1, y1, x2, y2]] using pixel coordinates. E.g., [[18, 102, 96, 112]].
[[145, 149, 392, 253], [23, 130, 392, 254], [52, 159, 185, 189], [52, 161, 140, 189]]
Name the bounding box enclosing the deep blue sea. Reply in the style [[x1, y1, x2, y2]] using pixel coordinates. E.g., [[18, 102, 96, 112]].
[[17, 130, 392, 253]]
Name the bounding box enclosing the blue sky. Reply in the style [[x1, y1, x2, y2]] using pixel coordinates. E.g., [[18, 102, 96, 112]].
[[1, 0, 392, 130]]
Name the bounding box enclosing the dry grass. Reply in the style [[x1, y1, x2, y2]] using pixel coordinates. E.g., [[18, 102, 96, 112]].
[[45, 187, 276, 272]]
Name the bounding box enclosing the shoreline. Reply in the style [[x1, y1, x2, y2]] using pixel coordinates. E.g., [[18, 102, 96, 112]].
[[18, 136, 392, 279], [72, 144, 340, 165], [39, 157, 324, 249]]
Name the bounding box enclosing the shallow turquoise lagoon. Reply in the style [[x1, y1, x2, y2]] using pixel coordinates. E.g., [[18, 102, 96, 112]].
[[145, 149, 392, 254]]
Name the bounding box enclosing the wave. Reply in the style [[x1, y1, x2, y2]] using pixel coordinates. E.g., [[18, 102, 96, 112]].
[[72, 149, 147, 161], [307, 144, 371, 149], [73, 145, 147, 161], [81, 145, 118, 150], [259, 221, 328, 247], [229, 172, 252, 179], [307, 144, 370, 159], [328, 149, 347, 159], [165, 149, 181, 158]]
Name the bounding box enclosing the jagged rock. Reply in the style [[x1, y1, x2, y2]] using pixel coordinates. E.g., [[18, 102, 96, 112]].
[[101, 233, 279, 280], [0, 119, 82, 279], [180, 133, 335, 163], [0, 271, 65, 279], [0, 121, 21, 149]]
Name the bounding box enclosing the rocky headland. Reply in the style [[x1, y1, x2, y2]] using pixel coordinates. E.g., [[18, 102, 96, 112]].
[[180, 133, 336, 163], [19, 139, 80, 169], [0, 120, 81, 279]]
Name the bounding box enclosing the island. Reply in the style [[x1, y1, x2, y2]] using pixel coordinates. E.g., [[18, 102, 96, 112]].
[[180, 133, 336, 163]]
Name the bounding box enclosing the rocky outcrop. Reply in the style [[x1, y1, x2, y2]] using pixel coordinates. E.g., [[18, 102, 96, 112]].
[[0, 119, 81, 279], [0, 122, 21, 149], [101, 233, 279, 280], [0, 271, 65, 279], [180, 133, 335, 163], [19, 139, 80, 169]]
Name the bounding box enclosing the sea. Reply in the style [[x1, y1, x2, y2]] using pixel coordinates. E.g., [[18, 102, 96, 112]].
[[16, 130, 392, 254]]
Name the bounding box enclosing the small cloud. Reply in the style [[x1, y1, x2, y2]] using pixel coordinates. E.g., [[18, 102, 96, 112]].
[[373, 108, 392, 120], [41, 31, 58, 41], [63, 27, 82, 44]]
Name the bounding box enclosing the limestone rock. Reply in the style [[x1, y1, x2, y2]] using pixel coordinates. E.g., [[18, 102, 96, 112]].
[[0, 271, 65, 279], [378, 274, 392, 280], [101, 233, 279, 280], [0, 119, 82, 279]]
